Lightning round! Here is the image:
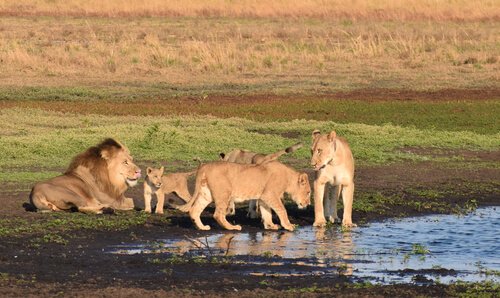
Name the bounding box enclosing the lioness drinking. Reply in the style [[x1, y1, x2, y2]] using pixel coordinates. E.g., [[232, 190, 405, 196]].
[[219, 142, 303, 218], [177, 161, 311, 231]]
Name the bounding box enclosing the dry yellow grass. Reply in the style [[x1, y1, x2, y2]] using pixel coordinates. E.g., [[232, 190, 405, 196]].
[[0, 16, 498, 91], [0, 0, 498, 21]]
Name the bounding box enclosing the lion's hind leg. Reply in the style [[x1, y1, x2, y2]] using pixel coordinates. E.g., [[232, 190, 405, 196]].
[[341, 183, 356, 227], [189, 186, 212, 230], [247, 199, 260, 219], [265, 197, 295, 231], [327, 185, 341, 224], [31, 194, 63, 212], [259, 201, 279, 230], [30, 185, 70, 212], [213, 197, 242, 231]]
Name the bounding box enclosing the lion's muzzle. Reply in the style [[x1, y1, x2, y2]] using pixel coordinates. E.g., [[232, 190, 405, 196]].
[[126, 169, 142, 186]]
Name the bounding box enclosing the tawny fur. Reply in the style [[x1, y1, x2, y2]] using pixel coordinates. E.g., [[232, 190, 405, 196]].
[[219, 142, 303, 218], [144, 166, 195, 214], [177, 161, 311, 231], [310, 130, 356, 227], [29, 138, 141, 214]]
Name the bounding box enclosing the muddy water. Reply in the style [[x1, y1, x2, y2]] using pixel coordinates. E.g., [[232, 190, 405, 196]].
[[110, 207, 499, 284]]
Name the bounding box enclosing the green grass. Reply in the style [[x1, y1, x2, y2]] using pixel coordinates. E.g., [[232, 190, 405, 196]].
[[0, 211, 151, 238], [0, 108, 498, 172], [447, 281, 500, 298], [1, 87, 499, 134], [0, 171, 61, 183]]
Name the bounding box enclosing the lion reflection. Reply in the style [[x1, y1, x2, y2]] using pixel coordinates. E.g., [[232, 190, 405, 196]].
[[168, 227, 354, 275]]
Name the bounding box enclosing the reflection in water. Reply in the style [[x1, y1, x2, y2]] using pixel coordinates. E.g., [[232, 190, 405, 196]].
[[109, 207, 499, 284]]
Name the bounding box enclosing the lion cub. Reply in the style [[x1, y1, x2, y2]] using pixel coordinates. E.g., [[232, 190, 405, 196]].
[[143, 166, 195, 214]]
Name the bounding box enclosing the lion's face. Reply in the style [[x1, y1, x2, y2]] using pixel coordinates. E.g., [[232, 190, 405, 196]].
[[146, 166, 164, 188], [106, 149, 141, 187], [311, 130, 338, 171], [291, 173, 311, 209]]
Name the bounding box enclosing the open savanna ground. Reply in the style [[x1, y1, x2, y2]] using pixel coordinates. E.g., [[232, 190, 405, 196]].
[[0, 0, 499, 297]]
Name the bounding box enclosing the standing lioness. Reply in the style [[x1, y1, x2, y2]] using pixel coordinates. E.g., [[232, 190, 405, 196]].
[[310, 130, 356, 227], [178, 161, 311, 231]]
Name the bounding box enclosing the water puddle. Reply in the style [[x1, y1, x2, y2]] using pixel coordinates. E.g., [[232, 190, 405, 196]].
[[109, 207, 500, 284]]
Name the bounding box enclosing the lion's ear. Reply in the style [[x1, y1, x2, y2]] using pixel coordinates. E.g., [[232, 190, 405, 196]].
[[327, 130, 337, 142], [159, 166, 164, 175], [298, 173, 308, 185], [146, 167, 153, 175], [312, 129, 321, 141], [100, 148, 112, 160], [219, 153, 226, 160]]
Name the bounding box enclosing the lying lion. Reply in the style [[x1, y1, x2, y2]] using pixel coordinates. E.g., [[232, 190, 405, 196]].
[[144, 166, 195, 214], [177, 161, 311, 231], [29, 138, 141, 214], [219, 142, 303, 218], [310, 130, 356, 227]]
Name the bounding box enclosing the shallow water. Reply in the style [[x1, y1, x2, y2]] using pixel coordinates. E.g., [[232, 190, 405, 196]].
[[110, 207, 500, 284]]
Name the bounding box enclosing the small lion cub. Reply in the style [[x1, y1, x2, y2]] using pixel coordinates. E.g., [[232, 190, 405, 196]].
[[144, 166, 195, 214]]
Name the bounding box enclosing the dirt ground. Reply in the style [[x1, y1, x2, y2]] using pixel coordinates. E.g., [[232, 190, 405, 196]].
[[1, 88, 499, 117], [0, 146, 498, 297]]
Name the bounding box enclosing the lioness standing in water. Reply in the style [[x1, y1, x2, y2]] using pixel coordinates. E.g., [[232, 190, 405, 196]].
[[219, 142, 303, 218], [177, 161, 311, 231], [310, 130, 356, 227]]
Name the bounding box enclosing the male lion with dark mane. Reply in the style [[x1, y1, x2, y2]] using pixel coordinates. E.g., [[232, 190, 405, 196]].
[[29, 138, 141, 214]]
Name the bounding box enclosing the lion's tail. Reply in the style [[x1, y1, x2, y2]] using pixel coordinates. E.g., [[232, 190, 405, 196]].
[[174, 170, 206, 213], [255, 142, 303, 164]]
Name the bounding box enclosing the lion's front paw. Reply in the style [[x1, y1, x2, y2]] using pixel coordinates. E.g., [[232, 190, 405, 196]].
[[230, 225, 242, 231], [342, 220, 357, 228], [264, 223, 279, 230], [282, 224, 296, 231], [313, 220, 327, 227], [198, 224, 211, 231]]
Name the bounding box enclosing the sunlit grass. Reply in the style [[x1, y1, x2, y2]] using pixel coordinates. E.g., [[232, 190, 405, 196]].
[[0, 108, 498, 171], [0, 17, 497, 91], [1, 0, 497, 21]]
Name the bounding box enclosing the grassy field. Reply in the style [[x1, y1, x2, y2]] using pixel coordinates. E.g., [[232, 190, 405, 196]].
[[1, 0, 499, 20], [0, 15, 498, 92], [1, 106, 498, 174]]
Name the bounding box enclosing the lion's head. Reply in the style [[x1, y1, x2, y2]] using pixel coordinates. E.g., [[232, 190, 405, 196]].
[[310, 130, 339, 171], [146, 166, 164, 188], [289, 173, 311, 209], [66, 138, 141, 199]]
